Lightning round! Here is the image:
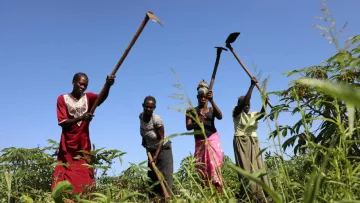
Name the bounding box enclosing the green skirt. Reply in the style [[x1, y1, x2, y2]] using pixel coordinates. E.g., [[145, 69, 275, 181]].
[[233, 136, 273, 200]]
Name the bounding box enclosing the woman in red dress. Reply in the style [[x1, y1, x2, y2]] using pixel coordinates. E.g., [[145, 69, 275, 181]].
[[51, 72, 115, 194]]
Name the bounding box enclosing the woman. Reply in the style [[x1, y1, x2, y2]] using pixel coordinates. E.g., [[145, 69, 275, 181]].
[[186, 81, 224, 191], [51, 72, 115, 194], [232, 77, 272, 201], [139, 96, 173, 199]]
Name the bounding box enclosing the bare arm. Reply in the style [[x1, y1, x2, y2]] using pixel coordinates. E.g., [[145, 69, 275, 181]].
[[186, 109, 198, 130], [153, 125, 165, 162], [98, 75, 115, 106], [210, 100, 222, 120], [206, 90, 222, 120], [59, 113, 92, 129], [142, 137, 147, 148]]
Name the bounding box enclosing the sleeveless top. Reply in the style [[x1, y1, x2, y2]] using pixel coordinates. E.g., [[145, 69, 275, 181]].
[[190, 107, 217, 140]]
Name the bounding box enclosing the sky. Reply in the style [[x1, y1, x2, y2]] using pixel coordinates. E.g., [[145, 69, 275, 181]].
[[1, 0, 359, 174]]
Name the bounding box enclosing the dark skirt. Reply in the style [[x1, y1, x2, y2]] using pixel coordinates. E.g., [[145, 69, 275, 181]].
[[233, 136, 273, 201], [148, 141, 173, 198]]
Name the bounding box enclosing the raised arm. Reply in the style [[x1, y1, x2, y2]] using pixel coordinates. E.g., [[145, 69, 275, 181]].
[[98, 75, 115, 106], [233, 77, 257, 118], [207, 91, 222, 120]]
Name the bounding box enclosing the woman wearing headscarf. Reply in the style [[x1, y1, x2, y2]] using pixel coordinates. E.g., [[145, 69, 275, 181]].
[[186, 80, 224, 192]]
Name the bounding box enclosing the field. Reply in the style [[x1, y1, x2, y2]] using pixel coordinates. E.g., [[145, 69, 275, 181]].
[[1, 2, 360, 203]]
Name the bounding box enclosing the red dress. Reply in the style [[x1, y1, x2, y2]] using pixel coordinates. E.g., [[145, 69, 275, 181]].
[[51, 92, 98, 194]]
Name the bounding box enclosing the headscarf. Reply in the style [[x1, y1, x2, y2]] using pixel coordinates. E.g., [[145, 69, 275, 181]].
[[197, 80, 209, 95]]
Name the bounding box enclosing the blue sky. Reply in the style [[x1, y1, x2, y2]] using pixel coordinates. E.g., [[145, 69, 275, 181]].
[[1, 0, 359, 174]]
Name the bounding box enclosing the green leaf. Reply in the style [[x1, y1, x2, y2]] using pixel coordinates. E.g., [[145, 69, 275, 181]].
[[119, 192, 146, 202], [139, 160, 147, 165], [94, 147, 106, 154], [282, 136, 297, 151], [81, 164, 95, 168], [283, 69, 299, 77], [78, 150, 92, 155], [269, 129, 279, 138], [52, 180, 74, 203], [225, 162, 282, 203], [353, 45, 360, 54], [282, 128, 287, 137], [167, 131, 197, 140], [118, 156, 123, 166], [302, 171, 325, 203], [4, 170, 12, 195], [327, 52, 342, 63], [296, 78, 360, 106], [89, 193, 108, 202], [51, 161, 70, 168], [228, 197, 237, 203], [47, 139, 59, 145], [291, 106, 301, 115], [256, 147, 268, 159], [106, 187, 111, 202], [349, 58, 360, 70], [20, 195, 33, 203], [347, 35, 360, 45], [139, 166, 151, 171], [79, 200, 98, 203]]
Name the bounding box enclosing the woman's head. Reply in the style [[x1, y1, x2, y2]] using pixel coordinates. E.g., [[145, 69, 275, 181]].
[[72, 72, 88, 95], [238, 96, 250, 113], [142, 95, 156, 116], [197, 80, 209, 107]]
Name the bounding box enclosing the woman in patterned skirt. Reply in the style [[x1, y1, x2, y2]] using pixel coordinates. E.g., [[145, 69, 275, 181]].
[[186, 80, 224, 192]]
